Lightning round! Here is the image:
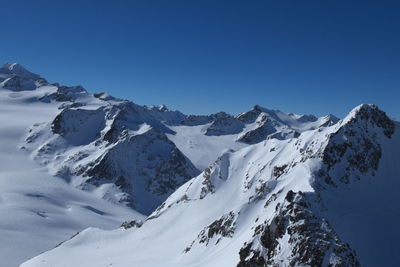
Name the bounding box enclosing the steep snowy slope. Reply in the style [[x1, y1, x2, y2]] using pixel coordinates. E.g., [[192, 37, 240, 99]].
[[23, 100, 200, 214], [23, 104, 399, 267], [0, 77, 143, 267]]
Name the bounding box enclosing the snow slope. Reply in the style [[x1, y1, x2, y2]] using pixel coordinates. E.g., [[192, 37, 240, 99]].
[[23, 104, 400, 267], [0, 85, 143, 267], [166, 124, 246, 170], [2, 63, 397, 267]]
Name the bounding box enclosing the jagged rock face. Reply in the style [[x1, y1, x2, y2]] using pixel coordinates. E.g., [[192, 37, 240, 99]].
[[237, 191, 360, 267], [348, 104, 395, 138], [205, 112, 245, 136], [184, 211, 237, 252], [320, 104, 395, 186]]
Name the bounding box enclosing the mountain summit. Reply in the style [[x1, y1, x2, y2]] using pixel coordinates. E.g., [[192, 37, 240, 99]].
[[0, 63, 41, 79]]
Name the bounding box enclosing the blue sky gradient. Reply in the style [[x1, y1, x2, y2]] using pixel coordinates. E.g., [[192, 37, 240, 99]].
[[1, 0, 399, 118]]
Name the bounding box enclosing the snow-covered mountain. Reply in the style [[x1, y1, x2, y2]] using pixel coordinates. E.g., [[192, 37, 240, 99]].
[[22, 103, 400, 267], [9, 63, 338, 216], [1, 63, 398, 266], [23, 98, 200, 215], [0, 64, 143, 267]]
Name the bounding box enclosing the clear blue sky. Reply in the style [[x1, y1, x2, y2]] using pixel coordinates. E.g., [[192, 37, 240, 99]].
[[1, 0, 399, 118]]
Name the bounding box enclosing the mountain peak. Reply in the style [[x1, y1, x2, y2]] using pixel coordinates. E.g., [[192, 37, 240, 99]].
[[342, 104, 395, 138], [345, 104, 387, 123], [252, 104, 271, 113], [0, 63, 40, 79]]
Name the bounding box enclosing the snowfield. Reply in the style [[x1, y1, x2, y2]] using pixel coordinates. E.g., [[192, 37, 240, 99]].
[[0, 67, 143, 267]]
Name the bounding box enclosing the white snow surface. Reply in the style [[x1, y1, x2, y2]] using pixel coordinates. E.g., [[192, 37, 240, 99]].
[[166, 124, 246, 170], [0, 87, 143, 267]]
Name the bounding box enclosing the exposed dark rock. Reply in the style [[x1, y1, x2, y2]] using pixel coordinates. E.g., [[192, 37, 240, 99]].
[[237, 242, 266, 267], [200, 167, 215, 199], [321, 104, 395, 186], [272, 164, 288, 179], [237, 191, 360, 267], [185, 211, 237, 252], [120, 219, 143, 229], [248, 181, 275, 203], [350, 104, 395, 138]]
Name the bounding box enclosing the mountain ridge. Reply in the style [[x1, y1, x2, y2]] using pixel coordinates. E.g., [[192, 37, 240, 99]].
[[0, 63, 398, 267], [23, 101, 399, 267]]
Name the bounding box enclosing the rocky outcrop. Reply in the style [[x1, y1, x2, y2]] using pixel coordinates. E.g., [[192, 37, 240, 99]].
[[237, 191, 360, 267], [120, 219, 143, 229], [184, 211, 237, 252], [320, 104, 395, 185]]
